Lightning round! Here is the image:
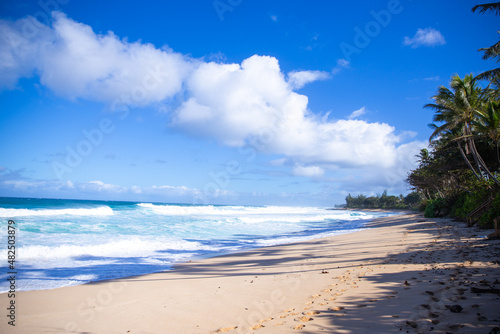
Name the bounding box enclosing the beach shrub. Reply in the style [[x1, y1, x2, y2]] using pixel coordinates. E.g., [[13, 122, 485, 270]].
[[478, 192, 500, 229], [424, 198, 446, 218], [454, 179, 495, 220]]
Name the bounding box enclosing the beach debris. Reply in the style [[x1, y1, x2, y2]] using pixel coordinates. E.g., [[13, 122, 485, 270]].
[[321, 269, 329, 274], [404, 280, 410, 286], [449, 304, 463, 313]]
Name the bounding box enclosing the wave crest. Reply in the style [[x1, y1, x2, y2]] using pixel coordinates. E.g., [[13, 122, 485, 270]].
[[0, 206, 114, 217]]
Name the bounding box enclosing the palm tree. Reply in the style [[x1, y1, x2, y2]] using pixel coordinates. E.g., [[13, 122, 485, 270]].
[[416, 148, 431, 166], [472, 2, 500, 81], [425, 74, 499, 185], [474, 100, 500, 165]]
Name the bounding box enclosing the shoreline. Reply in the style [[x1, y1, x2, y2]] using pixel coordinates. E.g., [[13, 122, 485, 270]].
[[2, 213, 499, 333]]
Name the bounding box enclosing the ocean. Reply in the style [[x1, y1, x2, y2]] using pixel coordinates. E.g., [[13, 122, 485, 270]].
[[0, 197, 396, 292]]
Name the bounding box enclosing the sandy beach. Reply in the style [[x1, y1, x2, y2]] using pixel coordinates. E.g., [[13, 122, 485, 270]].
[[2, 212, 500, 334]]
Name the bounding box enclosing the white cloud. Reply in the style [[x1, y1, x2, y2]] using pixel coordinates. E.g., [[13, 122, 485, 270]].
[[0, 12, 193, 105], [270, 15, 278, 22], [287, 69, 330, 89], [348, 107, 366, 119], [0, 12, 424, 181], [403, 28, 446, 48], [293, 165, 324, 178]]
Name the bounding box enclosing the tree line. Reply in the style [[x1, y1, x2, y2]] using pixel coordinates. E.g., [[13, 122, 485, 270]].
[[345, 190, 420, 210]]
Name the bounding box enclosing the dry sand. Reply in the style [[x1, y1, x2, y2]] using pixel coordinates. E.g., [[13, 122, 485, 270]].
[[1, 213, 500, 333]]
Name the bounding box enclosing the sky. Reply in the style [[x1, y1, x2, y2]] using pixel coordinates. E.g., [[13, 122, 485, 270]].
[[0, 0, 498, 206]]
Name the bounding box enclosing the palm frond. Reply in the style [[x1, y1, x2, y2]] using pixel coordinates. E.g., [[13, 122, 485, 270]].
[[475, 68, 500, 81], [472, 2, 500, 15], [479, 39, 500, 61]]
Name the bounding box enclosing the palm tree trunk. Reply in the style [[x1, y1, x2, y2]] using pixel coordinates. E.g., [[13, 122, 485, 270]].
[[458, 141, 482, 180], [469, 135, 500, 186], [464, 126, 484, 176]]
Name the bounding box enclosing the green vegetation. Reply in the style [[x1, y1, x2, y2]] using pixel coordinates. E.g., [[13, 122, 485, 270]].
[[345, 190, 421, 210], [405, 2, 500, 227]]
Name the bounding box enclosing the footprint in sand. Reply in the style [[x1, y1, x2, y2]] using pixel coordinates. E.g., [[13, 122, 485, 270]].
[[294, 316, 313, 322], [259, 317, 273, 323], [274, 321, 285, 326], [303, 311, 321, 316], [293, 324, 305, 330], [329, 306, 345, 312], [215, 326, 238, 332], [251, 324, 265, 330]]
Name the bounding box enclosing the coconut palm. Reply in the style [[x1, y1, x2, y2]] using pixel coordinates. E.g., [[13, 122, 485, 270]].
[[474, 100, 500, 165], [425, 74, 499, 184], [472, 2, 500, 81], [416, 148, 431, 166]]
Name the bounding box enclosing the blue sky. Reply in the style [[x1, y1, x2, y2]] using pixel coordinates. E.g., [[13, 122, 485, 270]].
[[0, 0, 497, 206]]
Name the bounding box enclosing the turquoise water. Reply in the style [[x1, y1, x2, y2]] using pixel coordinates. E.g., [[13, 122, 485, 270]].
[[0, 197, 394, 292]]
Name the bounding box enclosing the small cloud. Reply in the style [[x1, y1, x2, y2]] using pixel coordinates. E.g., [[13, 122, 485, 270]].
[[404, 28, 445, 48], [0, 166, 6, 173], [348, 107, 366, 120], [423, 75, 440, 81], [332, 58, 350, 75], [270, 14, 278, 22], [287, 70, 330, 89], [292, 165, 324, 178], [156, 159, 167, 164]]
